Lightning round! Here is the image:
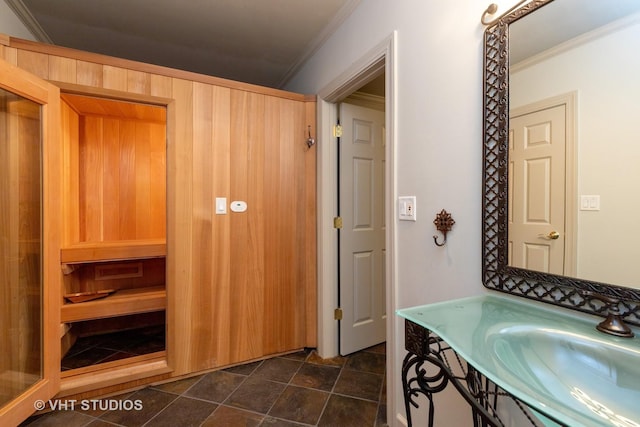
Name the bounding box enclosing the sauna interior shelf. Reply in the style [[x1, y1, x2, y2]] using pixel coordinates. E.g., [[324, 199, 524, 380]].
[[61, 285, 166, 322], [60, 239, 166, 264]]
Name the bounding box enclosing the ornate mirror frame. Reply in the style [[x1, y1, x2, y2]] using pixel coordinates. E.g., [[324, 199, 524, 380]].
[[482, 0, 640, 325]]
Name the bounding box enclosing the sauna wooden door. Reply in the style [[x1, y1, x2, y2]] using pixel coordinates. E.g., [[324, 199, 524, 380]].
[[0, 58, 61, 426]]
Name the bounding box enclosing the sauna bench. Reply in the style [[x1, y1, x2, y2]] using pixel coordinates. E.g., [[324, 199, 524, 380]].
[[61, 285, 166, 322], [60, 239, 167, 264]]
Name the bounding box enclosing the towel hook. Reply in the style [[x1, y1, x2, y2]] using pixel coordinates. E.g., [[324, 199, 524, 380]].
[[433, 209, 455, 247], [306, 125, 315, 148]]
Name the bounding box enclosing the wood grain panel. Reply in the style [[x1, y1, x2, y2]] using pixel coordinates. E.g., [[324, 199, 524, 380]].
[[191, 82, 215, 368], [166, 78, 194, 375], [61, 100, 80, 245], [127, 70, 151, 95], [150, 74, 172, 98], [229, 90, 264, 361], [1, 45, 17, 65], [209, 85, 232, 367], [102, 118, 121, 240], [102, 65, 127, 91], [16, 50, 48, 79], [48, 56, 76, 84], [79, 116, 104, 241], [304, 100, 317, 347], [76, 61, 103, 88], [70, 113, 166, 243]]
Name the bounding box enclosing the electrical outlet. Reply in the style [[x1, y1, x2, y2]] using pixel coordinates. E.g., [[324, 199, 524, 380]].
[[399, 196, 417, 221]]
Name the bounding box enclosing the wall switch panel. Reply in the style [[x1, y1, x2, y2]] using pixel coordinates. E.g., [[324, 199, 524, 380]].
[[398, 196, 417, 221], [215, 197, 227, 214], [580, 195, 600, 211]]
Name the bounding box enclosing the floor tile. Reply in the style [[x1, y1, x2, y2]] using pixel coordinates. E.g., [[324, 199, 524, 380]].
[[184, 370, 245, 403], [268, 385, 329, 425], [253, 357, 303, 383], [345, 351, 386, 375], [144, 396, 217, 426], [290, 363, 341, 392], [333, 369, 383, 401], [99, 388, 177, 426], [202, 405, 264, 427], [225, 376, 286, 413], [19, 410, 95, 426], [223, 360, 262, 376], [317, 394, 378, 427], [151, 374, 204, 395]]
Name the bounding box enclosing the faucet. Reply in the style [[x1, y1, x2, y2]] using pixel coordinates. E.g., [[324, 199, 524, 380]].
[[584, 291, 635, 338]]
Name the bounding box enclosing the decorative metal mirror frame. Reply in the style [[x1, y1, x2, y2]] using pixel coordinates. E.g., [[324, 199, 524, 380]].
[[482, 0, 640, 325]]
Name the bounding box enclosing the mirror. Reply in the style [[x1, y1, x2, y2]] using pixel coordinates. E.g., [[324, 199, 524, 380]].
[[482, 0, 640, 325]]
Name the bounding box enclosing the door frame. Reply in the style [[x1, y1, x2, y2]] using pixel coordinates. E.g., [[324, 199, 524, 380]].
[[315, 31, 397, 423]]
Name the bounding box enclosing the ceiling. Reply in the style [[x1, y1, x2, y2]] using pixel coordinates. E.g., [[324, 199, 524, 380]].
[[6, 0, 360, 89]]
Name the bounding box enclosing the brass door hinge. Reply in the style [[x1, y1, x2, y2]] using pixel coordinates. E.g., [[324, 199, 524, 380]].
[[333, 124, 343, 138], [334, 307, 343, 320], [333, 216, 343, 229]]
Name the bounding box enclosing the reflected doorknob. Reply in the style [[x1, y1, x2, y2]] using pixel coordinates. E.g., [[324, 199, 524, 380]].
[[547, 231, 560, 240]]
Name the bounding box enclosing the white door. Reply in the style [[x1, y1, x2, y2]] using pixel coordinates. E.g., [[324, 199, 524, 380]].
[[509, 104, 566, 274], [338, 102, 385, 355]]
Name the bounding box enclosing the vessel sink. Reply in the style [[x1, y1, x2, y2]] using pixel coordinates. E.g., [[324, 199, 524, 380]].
[[488, 325, 640, 427], [397, 294, 640, 427]]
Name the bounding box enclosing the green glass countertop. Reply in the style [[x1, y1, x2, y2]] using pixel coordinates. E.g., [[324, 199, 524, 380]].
[[396, 293, 640, 427]]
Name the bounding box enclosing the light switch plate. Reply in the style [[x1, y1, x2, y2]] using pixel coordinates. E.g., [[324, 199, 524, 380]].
[[215, 197, 227, 214], [399, 196, 417, 221], [580, 195, 600, 211]]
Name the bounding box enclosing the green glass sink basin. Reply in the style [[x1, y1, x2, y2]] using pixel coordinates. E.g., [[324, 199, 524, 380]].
[[397, 294, 640, 427]]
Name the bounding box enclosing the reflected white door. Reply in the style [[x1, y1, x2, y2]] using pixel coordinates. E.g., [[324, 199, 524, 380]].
[[509, 104, 566, 274], [338, 103, 385, 355]]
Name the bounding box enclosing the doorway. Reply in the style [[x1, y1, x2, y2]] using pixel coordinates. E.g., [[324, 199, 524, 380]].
[[337, 95, 386, 356], [315, 31, 397, 425]]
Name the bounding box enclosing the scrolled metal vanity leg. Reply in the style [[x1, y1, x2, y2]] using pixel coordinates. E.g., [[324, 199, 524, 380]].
[[402, 352, 436, 427]]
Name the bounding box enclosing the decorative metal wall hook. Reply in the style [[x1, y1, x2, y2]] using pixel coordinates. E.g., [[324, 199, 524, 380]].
[[433, 209, 455, 247], [481, 0, 528, 26], [306, 125, 315, 148]]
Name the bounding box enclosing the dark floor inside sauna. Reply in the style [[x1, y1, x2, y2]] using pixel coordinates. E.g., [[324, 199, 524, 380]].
[[61, 325, 166, 371], [28, 343, 387, 427]]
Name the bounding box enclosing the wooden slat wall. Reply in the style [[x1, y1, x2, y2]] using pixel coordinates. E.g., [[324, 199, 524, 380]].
[[1, 36, 317, 378], [75, 116, 166, 242]]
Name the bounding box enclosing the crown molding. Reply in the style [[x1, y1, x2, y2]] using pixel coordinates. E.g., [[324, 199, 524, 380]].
[[4, 0, 52, 43]]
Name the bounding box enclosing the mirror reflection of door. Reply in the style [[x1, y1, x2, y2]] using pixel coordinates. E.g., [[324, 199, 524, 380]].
[[509, 98, 574, 275]]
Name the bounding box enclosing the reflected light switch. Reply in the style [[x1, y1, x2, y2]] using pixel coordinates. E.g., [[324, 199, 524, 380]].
[[580, 195, 600, 211]]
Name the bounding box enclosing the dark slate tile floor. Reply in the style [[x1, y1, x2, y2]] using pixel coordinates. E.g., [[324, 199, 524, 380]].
[[61, 325, 166, 371], [23, 343, 387, 427]]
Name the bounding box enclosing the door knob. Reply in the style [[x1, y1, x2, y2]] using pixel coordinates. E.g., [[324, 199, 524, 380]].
[[547, 231, 560, 240]]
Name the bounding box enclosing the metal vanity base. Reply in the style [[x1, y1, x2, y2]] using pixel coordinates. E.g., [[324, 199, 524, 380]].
[[402, 319, 562, 427]]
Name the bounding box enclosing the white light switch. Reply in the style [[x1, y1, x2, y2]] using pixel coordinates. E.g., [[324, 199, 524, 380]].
[[215, 197, 227, 214], [398, 196, 417, 221], [580, 195, 600, 211]]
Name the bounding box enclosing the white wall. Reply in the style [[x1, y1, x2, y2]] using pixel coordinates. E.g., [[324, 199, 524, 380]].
[[510, 19, 640, 288], [0, 1, 35, 40], [286, 0, 489, 425]]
